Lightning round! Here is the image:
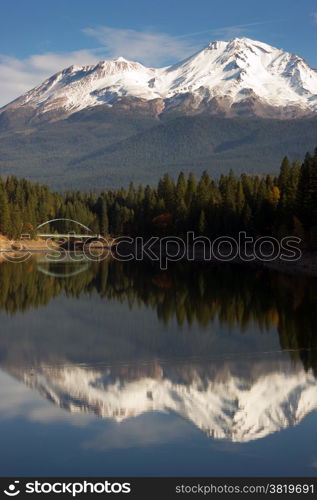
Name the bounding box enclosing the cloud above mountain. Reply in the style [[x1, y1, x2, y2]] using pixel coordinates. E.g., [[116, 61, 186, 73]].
[[0, 49, 101, 107], [83, 26, 200, 67]]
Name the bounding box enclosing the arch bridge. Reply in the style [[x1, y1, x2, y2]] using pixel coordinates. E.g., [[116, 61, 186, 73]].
[[35, 218, 102, 241]]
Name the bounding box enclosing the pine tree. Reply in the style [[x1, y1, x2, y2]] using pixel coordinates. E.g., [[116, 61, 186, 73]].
[[175, 199, 187, 234], [310, 148, 317, 227], [297, 153, 312, 229], [98, 198, 109, 235], [196, 171, 211, 210], [158, 173, 175, 211], [10, 205, 23, 239], [198, 209, 207, 234], [236, 181, 246, 214], [0, 184, 10, 236], [278, 156, 291, 192], [127, 182, 136, 206], [185, 172, 197, 208], [175, 172, 187, 206]]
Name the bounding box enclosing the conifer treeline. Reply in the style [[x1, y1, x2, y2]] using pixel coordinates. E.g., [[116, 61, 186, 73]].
[[0, 148, 317, 245]]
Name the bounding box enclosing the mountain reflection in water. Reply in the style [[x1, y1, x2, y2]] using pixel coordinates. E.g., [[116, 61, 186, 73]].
[[0, 256, 317, 444]]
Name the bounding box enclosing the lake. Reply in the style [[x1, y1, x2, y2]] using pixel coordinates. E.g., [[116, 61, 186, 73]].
[[0, 255, 317, 476]]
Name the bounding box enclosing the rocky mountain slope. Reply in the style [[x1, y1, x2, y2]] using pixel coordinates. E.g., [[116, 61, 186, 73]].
[[2, 38, 317, 121]]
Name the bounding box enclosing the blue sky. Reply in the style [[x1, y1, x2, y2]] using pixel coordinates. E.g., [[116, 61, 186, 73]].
[[0, 0, 316, 106]]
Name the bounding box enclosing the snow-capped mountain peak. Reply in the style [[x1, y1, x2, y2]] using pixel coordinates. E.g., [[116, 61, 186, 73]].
[[2, 37, 317, 119]]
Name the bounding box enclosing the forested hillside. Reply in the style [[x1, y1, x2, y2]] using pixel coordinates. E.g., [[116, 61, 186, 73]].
[[0, 148, 317, 247], [0, 109, 317, 189]]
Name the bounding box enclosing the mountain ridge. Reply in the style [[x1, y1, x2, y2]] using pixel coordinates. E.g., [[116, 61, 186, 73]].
[[2, 37, 317, 122]]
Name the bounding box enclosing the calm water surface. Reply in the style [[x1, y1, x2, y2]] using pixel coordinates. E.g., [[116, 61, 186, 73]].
[[0, 256, 317, 476]]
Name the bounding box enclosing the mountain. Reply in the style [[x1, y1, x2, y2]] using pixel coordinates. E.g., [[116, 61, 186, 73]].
[[0, 112, 316, 189], [1, 37, 317, 189], [7, 359, 317, 442], [2, 37, 317, 121]]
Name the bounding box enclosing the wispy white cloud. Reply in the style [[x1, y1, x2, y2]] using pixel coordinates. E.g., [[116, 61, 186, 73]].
[[0, 49, 101, 107], [0, 370, 93, 425], [83, 23, 273, 66], [83, 413, 193, 450], [176, 21, 274, 40], [312, 13, 317, 22], [83, 26, 200, 66]]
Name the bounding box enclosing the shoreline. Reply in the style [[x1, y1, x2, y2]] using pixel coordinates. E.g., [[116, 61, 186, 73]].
[[114, 241, 317, 278], [254, 252, 317, 277], [0, 235, 317, 277]]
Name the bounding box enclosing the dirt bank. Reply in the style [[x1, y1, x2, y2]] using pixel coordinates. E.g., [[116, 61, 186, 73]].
[[0, 235, 59, 251]]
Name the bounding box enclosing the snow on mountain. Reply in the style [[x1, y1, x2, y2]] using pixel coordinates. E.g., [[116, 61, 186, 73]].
[[8, 58, 158, 112], [15, 361, 317, 442], [2, 37, 317, 119]]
